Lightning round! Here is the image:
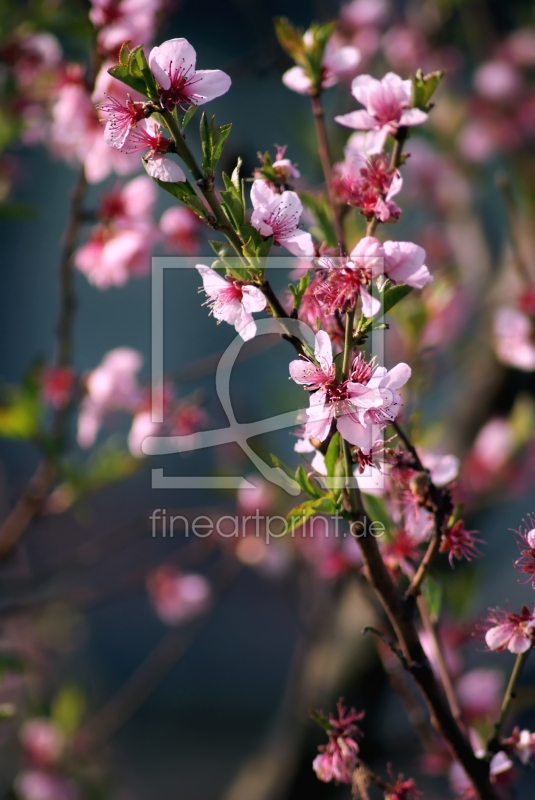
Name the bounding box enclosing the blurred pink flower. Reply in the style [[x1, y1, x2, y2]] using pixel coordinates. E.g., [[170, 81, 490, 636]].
[[196, 264, 267, 342], [147, 565, 211, 625], [14, 770, 78, 800], [494, 307, 535, 371], [283, 35, 360, 94], [455, 668, 503, 720], [382, 26, 428, 73], [473, 60, 522, 102], [335, 72, 428, 150], [20, 719, 64, 767], [90, 0, 162, 55], [340, 0, 390, 29], [74, 175, 159, 288], [160, 207, 200, 253], [77, 347, 143, 448], [382, 240, 432, 289], [50, 65, 140, 183], [250, 181, 314, 259], [40, 367, 76, 410], [149, 38, 231, 111], [237, 476, 275, 514]]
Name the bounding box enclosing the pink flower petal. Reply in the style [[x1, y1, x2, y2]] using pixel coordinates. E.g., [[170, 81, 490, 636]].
[[149, 38, 197, 91], [144, 154, 186, 183]]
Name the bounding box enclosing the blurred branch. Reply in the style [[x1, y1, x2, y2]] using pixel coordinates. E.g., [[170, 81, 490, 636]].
[[75, 554, 241, 749], [487, 650, 529, 753], [310, 92, 346, 251], [495, 172, 534, 287], [0, 166, 87, 561]]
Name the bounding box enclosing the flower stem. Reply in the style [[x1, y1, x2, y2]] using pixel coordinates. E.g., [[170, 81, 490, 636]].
[[342, 307, 355, 379], [417, 594, 465, 729], [488, 650, 529, 751], [310, 93, 346, 253]]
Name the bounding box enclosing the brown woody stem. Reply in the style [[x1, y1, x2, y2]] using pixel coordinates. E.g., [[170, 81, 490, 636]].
[[310, 93, 346, 252]]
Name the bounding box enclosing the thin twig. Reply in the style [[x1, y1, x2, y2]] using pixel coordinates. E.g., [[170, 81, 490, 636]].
[[417, 594, 465, 730], [310, 92, 346, 252], [487, 650, 529, 752]]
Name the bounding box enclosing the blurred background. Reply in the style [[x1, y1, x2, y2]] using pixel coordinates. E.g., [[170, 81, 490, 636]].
[[1, 0, 535, 798]]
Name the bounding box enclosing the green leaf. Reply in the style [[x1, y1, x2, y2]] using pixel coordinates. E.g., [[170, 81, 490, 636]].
[[411, 69, 445, 111], [324, 432, 341, 478], [0, 704, 15, 720], [0, 364, 42, 440], [359, 283, 413, 336], [361, 492, 391, 537], [200, 112, 232, 175], [220, 163, 245, 228], [295, 464, 323, 499], [299, 191, 336, 248], [107, 63, 148, 97], [51, 685, 85, 735], [289, 271, 310, 310], [181, 105, 198, 129], [274, 17, 306, 64], [148, 175, 213, 221], [422, 576, 443, 623], [287, 496, 337, 531], [132, 45, 158, 99]]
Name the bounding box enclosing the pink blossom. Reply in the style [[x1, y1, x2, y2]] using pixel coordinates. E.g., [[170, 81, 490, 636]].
[[347, 237, 432, 289], [473, 61, 522, 102], [513, 515, 535, 588], [419, 451, 460, 486], [384, 770, 422, 800], [472, 418, 515, 472], [250, 180, 314, 259], [314, 254, 381, 318], [74, 176, 159, 288], [77, 348, 143, 448], [20, 719, 64, 766], [485, 605, 535, 654], [457, 121, 498, 163], [149, 38, 231, 111], [335, 72, 428, 150], [98, 94, 148, 149], [283, 35, 360, 94], [12, 32, 62, 89], [382, 26, 428, 73], [381, 240, 432, 289], [503, 28, 535, 67], [196, 265, 267, 341], [494, 307, 535, 371], [439, 520, 484, 567], [146, 565, 211, 625], [332, 152, 402, 221], [14, 770, 78, 800], [160, 207, 199, 253], [509, 728, 535, 764], [336, 354, 411, 452], [290, 332, 410, 450], [312, 700, 364, 784], [117, 118, 186, 182], [340, 0, 390, 29], [40, 366, 76, 410], [237, 476, 275, 514], [127, 410, 161, 457], [51, 67, 140, 183], [455, 668, 503, 721], [90, 0, 162, 55]]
